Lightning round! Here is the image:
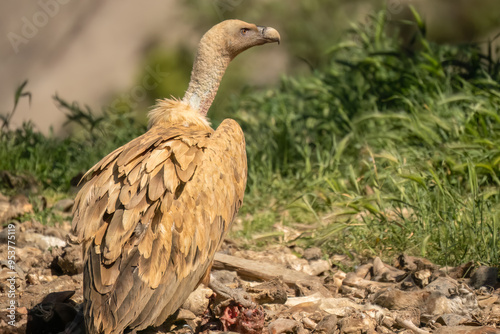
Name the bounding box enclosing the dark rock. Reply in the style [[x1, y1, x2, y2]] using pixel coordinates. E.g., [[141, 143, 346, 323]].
[[315, 315, 337, 334], [470, 266, 498, 289], [436, 313, 469, 327], [54, 244, 84, 275], [26, 291, 80, 334], [444, 261, 475, 279]]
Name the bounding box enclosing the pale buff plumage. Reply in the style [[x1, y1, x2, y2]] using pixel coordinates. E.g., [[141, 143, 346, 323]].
[[71, 20, 280, 334]]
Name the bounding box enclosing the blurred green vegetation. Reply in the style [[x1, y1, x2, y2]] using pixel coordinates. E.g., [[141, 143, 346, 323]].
[[1, 9, 500, 267], [232, 10, 500, 265], [183, 0, 384, 68]]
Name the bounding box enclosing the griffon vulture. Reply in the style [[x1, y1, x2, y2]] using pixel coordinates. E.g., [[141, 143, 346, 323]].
[[71, 20, 280, 334]]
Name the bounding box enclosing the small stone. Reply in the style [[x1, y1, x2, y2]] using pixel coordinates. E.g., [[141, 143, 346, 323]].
[[413, 269, 432, 288], [307, 259, 331, 276], [176, 308, 196, 321], [301, 317, 316, 330], [27, 273, 40, 285], [268, 318, 301, 334], [477, 295, 498, 308], [435, 314, 469, 327], [247, 277, 287, 304], [56, 244, 84, 275], [22, 232, 66, 251], [303, 247, 322, 262], [17, 307, 28, 315], [181, 284, 213, 316], [338, 311, 376, 334], [315, 315, 337, 334]]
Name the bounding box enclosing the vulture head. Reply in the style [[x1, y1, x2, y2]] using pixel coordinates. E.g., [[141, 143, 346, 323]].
[[213, 19, 281, 59], [182, 19, 280, 115]]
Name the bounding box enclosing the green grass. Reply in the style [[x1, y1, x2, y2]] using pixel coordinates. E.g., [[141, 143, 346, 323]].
[[231, 10, 500, 266], [1, 10, 499, 267]]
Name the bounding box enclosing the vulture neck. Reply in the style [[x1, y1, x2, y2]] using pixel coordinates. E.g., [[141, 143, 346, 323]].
[[182, 37, 232, 116]]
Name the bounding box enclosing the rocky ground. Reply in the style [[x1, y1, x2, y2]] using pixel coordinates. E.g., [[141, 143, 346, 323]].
[[0, 192, 499, 334]]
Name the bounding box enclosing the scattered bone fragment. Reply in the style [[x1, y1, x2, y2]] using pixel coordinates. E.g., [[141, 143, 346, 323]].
[[343, 272, 395, 290], [295, 279, 334, 298], [306, 259, 331, 276], [4, 216, 500, 334], [181, 284, 213, 316], [393, 308, 421, 326], [489, 304, 500, 323], [338, 310, 377, 334], [247, 277, 288, 305], [340, 284, 367, 299], [395, 316, 430, 334], [395, 254, 438, 272], [268, 318, 302, 334], [413, 269, 432, 288], [285, 293, 376, 318], [435, 313, 470, 327], [213, 253, 320, 288], [372, 257, 406, 282], [315, 314, 337, 334], [476, 294, 498, 309], [301, 317, 316, 330], [354, 263, 373, 279], [285, 292, 324, 308], [332, 270, 346, 290]]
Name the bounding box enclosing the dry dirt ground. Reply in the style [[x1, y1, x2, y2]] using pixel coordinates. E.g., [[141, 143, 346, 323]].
[[0, 193, 499, 334]]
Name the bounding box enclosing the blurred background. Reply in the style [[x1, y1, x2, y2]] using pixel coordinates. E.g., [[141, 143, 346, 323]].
[[1, 0, 500, 135]]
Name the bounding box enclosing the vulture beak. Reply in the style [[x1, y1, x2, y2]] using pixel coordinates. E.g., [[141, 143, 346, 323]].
[[258, 26, 281, 45]]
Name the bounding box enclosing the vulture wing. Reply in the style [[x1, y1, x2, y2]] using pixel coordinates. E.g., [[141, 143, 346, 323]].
[[71, 119, 246, 333]]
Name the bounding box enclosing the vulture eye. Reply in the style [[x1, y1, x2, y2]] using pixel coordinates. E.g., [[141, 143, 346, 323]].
[[240, 28, 250, 36]]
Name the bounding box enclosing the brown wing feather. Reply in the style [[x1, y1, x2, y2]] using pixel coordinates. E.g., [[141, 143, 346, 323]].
[[71, 120, 246, 334]]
